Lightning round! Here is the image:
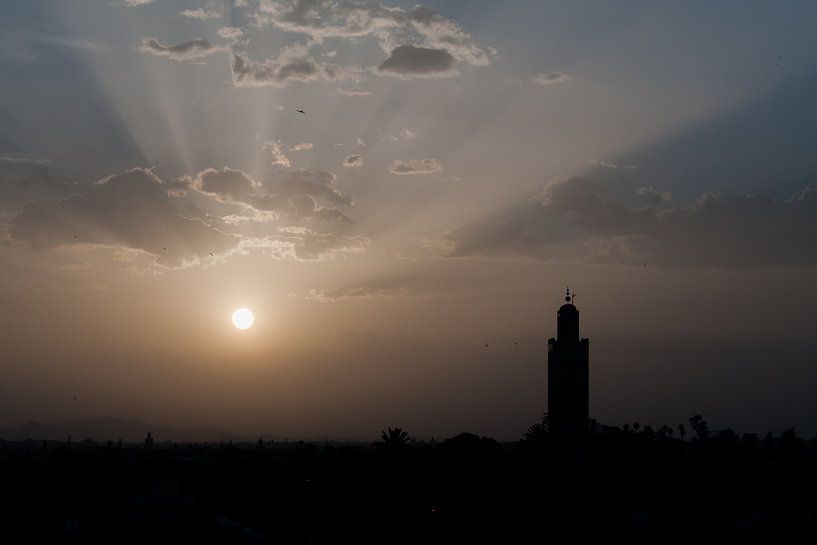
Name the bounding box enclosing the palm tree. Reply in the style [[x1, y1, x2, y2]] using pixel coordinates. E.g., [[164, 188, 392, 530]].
[[381, 427, 410, 448], [523, 413, 549, 441], [524, 423, 546, 441]]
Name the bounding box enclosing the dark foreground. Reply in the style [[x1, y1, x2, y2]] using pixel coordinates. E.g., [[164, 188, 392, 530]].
[[1, 424, 816, 543]]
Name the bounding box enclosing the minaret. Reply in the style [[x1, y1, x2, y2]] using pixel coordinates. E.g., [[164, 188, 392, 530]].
[[547, 288, 590, 449]]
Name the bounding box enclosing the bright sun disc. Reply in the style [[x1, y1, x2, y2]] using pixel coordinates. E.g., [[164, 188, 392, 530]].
[[232, 308, 254, 330]]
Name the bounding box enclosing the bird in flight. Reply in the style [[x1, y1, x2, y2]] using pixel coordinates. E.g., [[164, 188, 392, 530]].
[[296, 109, 306, 114]]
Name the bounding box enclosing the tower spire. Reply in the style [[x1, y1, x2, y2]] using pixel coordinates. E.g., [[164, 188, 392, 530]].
[[565, 286, 571, 303]]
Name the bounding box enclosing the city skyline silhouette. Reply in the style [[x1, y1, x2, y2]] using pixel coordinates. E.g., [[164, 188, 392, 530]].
[[3, 1, 817, 541]]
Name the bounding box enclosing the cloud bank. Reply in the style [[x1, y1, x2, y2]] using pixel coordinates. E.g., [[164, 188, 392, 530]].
[[139, 38, 225, 61], [431, 177, 817, 269]]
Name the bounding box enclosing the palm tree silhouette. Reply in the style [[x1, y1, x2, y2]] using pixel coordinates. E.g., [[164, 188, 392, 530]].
[[381, 427, 410, 448], [523, 413, 549, 441]]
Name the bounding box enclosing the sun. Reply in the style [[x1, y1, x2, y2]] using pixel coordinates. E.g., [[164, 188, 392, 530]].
[[231, 308, 255, 330]]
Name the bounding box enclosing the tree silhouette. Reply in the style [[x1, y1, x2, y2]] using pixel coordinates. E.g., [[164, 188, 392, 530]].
[[688, 415, 709, 440], [678, 423, 686, 441], [381, 427, 410, 448], [524, 423, 546, 441], [523, 412, 551, 441]]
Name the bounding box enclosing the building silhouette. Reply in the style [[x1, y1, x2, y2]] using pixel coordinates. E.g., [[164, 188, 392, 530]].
[[548, 288, 589, 449]]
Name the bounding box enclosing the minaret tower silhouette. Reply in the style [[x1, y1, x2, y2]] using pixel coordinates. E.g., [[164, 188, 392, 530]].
[[547, 288, 590, 449]]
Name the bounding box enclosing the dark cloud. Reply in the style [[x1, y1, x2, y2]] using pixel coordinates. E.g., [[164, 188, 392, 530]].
[[10, 168, 235, 266], [252, 1, 489, 68], [277, 169, 352, 207], [637, 185, 673, 205], [188, 167, 353, 225], [389, 158, 442, 175], [435, 218, 552, 259], [142, 2, 487, 87], [629, 186, 817, 269], [6, 167, 366, 267], [532, 177, 656, 236], [139, 38, 225, 61], [377, 45, 456, 78], [0, 162, 80, 207], [432, 177, 817, 269], [532, 71, 571, 85], [343, 154, 363, 167], [230, 50, 344, 88]]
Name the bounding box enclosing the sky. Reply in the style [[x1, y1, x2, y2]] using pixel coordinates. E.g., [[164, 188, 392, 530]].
[[2, 0, 817, 440]]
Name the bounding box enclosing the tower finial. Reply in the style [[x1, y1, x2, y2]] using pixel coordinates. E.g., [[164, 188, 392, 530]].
[[565, 286, 571, 303]]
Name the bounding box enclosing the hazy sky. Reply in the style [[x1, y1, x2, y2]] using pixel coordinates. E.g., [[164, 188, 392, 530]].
[[2, 0, 817, 440]]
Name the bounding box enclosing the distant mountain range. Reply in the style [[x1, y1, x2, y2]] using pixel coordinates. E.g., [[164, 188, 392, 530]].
[[0, 416, 250, 443], [0, 416, 365, 444]]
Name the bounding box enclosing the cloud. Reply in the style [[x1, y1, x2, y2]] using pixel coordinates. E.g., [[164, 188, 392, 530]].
[[230, 45, 346, 88], [9, 169, 235, 267], [185, 167, 354, 226], [180, 8, 223, 20], [0, 152, 52, 166], [590, 158, 637, 170], [251, 1, 490, 68], [337, 87, 372, 96], [302, 286, 415, 302], [637, 185, 673, 205], [217, 26, 245, 41], [264, 140, 292, 167], [124, 0, 154, 6], [385, 128, 422, 142], [389, 158, 442, 175], [627, 187, 817, 269], [377, 45, 456, 79], [239, 230, 369, 261], [139, 38, 225, 61], [277, 169, 353, 207], [430, 177, 817, 269], [7, 167, 368, 267], [425, 218, 551, 260], [0, 164, 80, 207], [531, 177, 656, 236], [290, 142, 314, 151], [532, 71, 571, 85], [144, 2, 488, 88], [343, 155, 363, 168]]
